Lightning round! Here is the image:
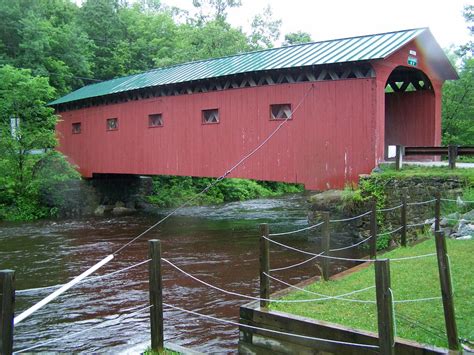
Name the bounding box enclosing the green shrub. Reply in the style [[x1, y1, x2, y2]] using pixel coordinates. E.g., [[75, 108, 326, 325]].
[[147, 176, 304, 207]]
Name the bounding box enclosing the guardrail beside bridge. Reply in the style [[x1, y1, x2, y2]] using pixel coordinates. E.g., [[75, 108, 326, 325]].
[[395, 145, 474, 170]]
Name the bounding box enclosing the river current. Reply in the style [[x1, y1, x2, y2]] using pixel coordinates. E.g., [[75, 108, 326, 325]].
[[0, 193, 365, 353]]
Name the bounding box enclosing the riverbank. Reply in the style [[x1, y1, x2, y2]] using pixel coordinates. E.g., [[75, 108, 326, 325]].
[[270, 237, 473, 349]]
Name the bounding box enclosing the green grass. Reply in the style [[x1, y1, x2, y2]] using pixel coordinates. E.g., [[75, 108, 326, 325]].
[[271, 237, 473, 349], [376, 164, 474, 184], [144, 348, 180, 355]]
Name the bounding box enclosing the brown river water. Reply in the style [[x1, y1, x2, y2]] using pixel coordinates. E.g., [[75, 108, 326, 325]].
[[0, 193, 367, 353]]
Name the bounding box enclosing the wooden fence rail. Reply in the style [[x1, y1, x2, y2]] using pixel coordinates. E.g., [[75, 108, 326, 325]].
[[395, 145, 474, 170]]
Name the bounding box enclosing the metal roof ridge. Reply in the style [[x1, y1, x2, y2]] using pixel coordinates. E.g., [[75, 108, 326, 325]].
[[82, 27, 430, 84]]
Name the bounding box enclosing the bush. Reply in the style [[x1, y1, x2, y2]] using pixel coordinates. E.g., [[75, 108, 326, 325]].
[[147, 176, 304, 207]]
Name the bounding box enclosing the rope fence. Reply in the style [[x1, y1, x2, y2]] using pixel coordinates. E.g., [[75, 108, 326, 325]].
[[4, 192, 469, 353], [163, 302, 379, 349]]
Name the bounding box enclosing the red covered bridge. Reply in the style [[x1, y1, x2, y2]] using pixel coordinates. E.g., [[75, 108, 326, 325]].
[[52, 28, 457, 190]]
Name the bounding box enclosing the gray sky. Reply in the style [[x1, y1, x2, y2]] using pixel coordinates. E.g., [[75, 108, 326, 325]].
[[164, 0, 471, 49]]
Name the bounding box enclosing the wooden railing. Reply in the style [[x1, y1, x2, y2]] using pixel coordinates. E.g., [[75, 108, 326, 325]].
[[395, 145, 474, 170]]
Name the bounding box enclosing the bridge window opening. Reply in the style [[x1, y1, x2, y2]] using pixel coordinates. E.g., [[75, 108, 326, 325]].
[[72, 122, 81, 134], [202, 109, 219, 124], [148, 113, 163, 127], [106, 118, 118, 131], [270, 104, 292, 120]]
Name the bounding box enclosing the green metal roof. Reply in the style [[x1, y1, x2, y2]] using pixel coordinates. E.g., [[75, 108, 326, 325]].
[[50, 28, 446, 106]]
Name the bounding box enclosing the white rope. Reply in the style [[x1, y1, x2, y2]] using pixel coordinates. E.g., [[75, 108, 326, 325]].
[[329, 235, 373, 252], [163, 258, 374, 303], [264, 272, 376, 303], [441, 198, 474, 204], [389, 288, 397, 346], [14, 255, 114, 325], [163, 302, 379, 349], [16, 259, 151, 296], [407, 199, 436, 206], [263, 236, 436, 262], [393, 296, 442, 303], [447, 254, 454, 294], [263, 236, 371, 262], [389, 253, 437, 261], [270, 252, 324, 272], [407, 222, 430, 228], [378, 226, 403, 236], [329, 210, 372, 223], [441, 217, 474, 223], [14, 304, 152, 353], [378, 204, 403, 212], [269, 221, 324, 237]]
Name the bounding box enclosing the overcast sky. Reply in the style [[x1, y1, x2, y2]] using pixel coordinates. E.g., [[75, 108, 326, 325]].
[[163, 0, 471, 49]]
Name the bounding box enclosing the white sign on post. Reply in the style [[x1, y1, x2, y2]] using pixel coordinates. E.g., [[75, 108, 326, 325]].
[[10, 117, 20, 138], [387, 145, 396, 158]]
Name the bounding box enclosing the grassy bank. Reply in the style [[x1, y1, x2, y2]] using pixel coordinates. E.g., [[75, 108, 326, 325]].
[[271, 237, 473, 349], [147, 176, 304, 207]]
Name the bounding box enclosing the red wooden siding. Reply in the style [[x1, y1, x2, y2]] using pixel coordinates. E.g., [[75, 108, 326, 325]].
[[57, 79, 376, 190], [385, 91, 436, 147], [56, 38, 446, 190]]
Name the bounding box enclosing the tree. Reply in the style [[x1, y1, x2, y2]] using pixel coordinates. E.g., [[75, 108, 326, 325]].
[[0, 0, 94, 95], [0, 65, 58, 218], [441, 6, 474, 146], [192, 0, 241, 22], [249, 5, 281, 49], [283, 31, 312, 46], [442, 57, 474, 145]]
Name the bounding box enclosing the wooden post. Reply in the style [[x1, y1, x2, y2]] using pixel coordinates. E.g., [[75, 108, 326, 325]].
[[400, 196, 407, 247], [148, 240, 164, 352], [369, 200, 378, 259], [395, 145, 404, 170], [375, 260, 395, 355], [434, 231, 460, 351], [1, 270, 15, 355], [259, 224, 270, 309], [434, 192, 441, 232], [448, 145, 457, 169], [321, 212, 330, 281]]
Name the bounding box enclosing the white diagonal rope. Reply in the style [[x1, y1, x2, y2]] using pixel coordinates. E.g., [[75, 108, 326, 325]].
[[378, 204, 403, 212], [441, 198, 474, 204], [14, 255, 114, 325], [329, 210, 372, 223], [378, 226, 403, 236], [389, 288, 397, 346], [14, 304, 152, 353], [441, 217, 474, 223], [407, 199, 436, 206], [163, 258, 374, 303], [263, 236, 372, 262], [16, 259, 151, 296], [113, 85, 314, 255], [269, 221, 324, 237], [329, 235, 373, 252], [264, 272, 376, 303], [393, 296, 442, 303], [407, 222, 430, 228], [263, 236, 436, 262], [270, 252, 324, 272], [163, 302, 379, 349], [389, 253, 436, 261]]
